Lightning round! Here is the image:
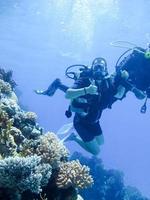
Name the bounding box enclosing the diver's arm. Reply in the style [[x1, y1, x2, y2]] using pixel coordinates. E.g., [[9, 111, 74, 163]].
[[65, 84, 98, 99], [65, 88, 87, 99]]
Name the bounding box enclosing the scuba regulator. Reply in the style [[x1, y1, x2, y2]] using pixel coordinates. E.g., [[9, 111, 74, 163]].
[[65, 64, 90, 80]]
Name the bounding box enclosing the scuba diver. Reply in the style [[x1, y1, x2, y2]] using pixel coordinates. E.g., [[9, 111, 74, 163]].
[[35, 57, 114, 155], [34, 56, 146, 155], [112, 41, 150, 113]]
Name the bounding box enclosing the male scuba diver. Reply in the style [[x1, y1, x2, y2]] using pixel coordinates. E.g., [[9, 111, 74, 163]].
[[34, 57, 145, 155]]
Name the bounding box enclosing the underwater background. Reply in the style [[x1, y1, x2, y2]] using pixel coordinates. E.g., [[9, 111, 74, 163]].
[[0, 0, 150, 199]]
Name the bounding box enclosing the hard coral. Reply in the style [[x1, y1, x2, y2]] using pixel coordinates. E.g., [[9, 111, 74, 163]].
[[0, 109, 9, 128], [36, 132, 69, 167], [0, 68, 17, 89], [24, 111, 37, 124], [0, 156, 52, 198], [56, 160, 93, 189], [0, 98, 19, 117], [0, 74, 93, 200], [0, 79, 12, 95], [9, 126, 25, 145], [0, 128, 16, 149], [21, 132, 69, 168], [13, 111, 42, 139], [0, 119, 17, 157], [71, 152, 149, 200]]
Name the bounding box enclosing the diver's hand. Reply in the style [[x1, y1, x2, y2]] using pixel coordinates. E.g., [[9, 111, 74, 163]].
[[34, 89, 44, 95], [120, 70, 129, 80], [85, 81, 98, 95]]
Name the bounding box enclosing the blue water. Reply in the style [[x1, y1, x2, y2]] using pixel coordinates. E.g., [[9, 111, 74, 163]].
[[0, 0, 150, 198]]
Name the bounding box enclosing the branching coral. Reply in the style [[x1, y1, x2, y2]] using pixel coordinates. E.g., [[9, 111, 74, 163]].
[[0, 155, 52, 198], [21, 132, 69, 168], [0, 75, 92, 200], [36, 132, 69, 167], [56, 160, 93, 189]]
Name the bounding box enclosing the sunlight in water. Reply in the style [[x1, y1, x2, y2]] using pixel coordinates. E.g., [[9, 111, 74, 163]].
[[0, 0, 118, 58], [47, 0, 118, 54], [67, 0, 94, 49]]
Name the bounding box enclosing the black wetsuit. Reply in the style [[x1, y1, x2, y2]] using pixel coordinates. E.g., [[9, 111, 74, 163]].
[[72, 76, 117, 142]]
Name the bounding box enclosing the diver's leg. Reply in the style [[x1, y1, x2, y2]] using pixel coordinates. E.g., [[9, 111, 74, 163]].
[[95, 134, 104, 145], [74, 136, 101, 156], [63, 133, 101, 156], [34, 79, 69, 96], [69, 117, 102, 155]]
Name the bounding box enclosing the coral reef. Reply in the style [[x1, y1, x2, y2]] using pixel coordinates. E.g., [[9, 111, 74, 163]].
[[71, 152, 149, 200], [23, 111, 37, 124], [0, 79, 12, 95], [0, 68, 17, 89], [35, 132, 69, 167], [56, 160, 93, 189], [20, 132, 69, 168], [0, 156, 52, 199], [0, 69, 91, 200], [1, 68, 148, 200]]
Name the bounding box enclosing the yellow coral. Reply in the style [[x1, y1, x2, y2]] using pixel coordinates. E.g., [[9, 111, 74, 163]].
[[56, 160, 93, 189]]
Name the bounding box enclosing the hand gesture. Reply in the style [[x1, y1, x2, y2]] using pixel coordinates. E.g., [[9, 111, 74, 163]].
[[86, 80, 98, 95]]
